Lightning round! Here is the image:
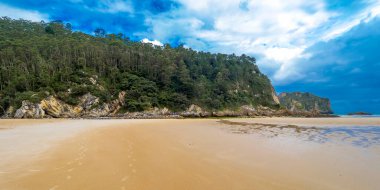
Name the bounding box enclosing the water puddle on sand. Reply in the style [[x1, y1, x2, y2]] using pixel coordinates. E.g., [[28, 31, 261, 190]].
[[218, 120, 380, 148]]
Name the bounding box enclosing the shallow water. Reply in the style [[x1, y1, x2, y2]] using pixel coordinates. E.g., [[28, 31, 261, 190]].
[[339, 115, 380, 118], [219, 120, 380, 147], [314, 126, 380, 147]]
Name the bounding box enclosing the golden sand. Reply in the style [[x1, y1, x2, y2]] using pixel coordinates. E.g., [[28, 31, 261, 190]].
[[0, 118, 380, 190], [0, 119, 64, 129]]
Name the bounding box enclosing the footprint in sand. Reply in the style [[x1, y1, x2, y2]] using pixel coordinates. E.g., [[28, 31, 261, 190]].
[[121, 176, 129, 182], [28, 169, 41, 172], [49, 185, 59, 190]]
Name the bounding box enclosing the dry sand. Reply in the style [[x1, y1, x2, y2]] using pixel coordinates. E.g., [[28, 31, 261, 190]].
[[0, 118, 380, 190]]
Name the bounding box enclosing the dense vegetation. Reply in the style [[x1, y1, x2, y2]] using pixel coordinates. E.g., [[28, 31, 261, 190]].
[[279, 92, 332, 114], [0, 17, 278, 115]]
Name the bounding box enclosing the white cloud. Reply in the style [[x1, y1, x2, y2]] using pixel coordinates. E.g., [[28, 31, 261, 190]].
[[0, 3, 48, 22], [141, 38, 164, 46], [143, 0, 380, 85], [322, 1, 380, 41], [264, 47, 305, 62], [146, 0, 332, 84]]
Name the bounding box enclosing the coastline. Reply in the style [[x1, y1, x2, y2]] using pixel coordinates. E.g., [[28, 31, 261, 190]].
[[0, 115, 377, 126]]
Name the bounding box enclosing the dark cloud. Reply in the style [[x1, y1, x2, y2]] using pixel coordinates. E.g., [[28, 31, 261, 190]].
[[277, 17, 380, 114]]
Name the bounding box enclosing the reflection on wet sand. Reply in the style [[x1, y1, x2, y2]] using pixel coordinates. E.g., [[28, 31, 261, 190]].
[[218, 119, 380, 147]]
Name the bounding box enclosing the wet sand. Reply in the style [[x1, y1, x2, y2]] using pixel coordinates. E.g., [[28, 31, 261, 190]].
[[1, 118, 380, 190], [228, 117, 380, 126]]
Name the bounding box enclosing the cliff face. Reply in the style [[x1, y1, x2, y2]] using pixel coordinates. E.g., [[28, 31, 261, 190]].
[[3, 91, 332, 119], [4, 95, 282, 119], [279, 92, 333, 114], [9, 92, 127, 119]]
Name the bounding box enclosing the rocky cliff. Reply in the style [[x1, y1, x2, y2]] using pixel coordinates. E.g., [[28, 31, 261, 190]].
[[4, 96, 281, 119], [279, 92, 333, 114], [9, 92, 126, 119], [2, 91, 334, 119]]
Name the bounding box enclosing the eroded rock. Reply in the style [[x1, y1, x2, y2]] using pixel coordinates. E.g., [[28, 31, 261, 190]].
[[181, 104, 210, 117], [79, 93, 99, 111], [14, 101, 45, 119], [40, 96, 82, 118]]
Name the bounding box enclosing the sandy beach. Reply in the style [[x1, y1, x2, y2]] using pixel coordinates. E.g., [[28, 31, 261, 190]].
[[0, 118, 380, 190]]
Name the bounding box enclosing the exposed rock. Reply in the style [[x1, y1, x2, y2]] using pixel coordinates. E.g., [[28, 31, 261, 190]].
[[9, 89, 335, 119], [181, 104, 210, 117], [239, 105, 256, 116], [117, 91, 126, 106], [14, 101, 45, 119], [145, 107, 171, 115], [89, 77, 97, 85], [2, 106, 15, 118], [86, 104, 112, 117], [188, 104, 202, 113], [40, 96, 82, 118], [212, 110, 240, 117], [271, 87, 280, 105], [347, 112, 372, 116], [79, 93, 99, 111], [257, 105, 280, 116], [121, 107, 181, 119], [85, 91, 126, 117], [212, 105, 279, 117]]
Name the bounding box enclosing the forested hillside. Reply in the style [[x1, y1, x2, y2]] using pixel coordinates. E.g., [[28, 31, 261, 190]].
[[0, 17, 279, 116], [279, 92, 333, 114]]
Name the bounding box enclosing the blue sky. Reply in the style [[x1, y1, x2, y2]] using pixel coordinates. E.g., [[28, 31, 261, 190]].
[[1, 0, 379, 114]]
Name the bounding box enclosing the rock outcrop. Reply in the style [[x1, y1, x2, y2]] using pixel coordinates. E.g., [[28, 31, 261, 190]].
[[180, 104, 211, 117], [86, 91, 126, 117], [29, 92, 125, 118], [271, 87, 280, 105], [2, 106, 15, 118], [180, 104, 284, 117], [5, 91, 334, 119], [79, 93, 99, 111], [14, 101, 45, 119], [40, 96, 82, 118], [10, 91, 126, 118], [279, 92, 333, 114], [347, 112, 372, 116]]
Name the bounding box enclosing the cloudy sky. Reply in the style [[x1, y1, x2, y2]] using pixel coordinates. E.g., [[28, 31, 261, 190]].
[[1, 0, 379, 114]]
